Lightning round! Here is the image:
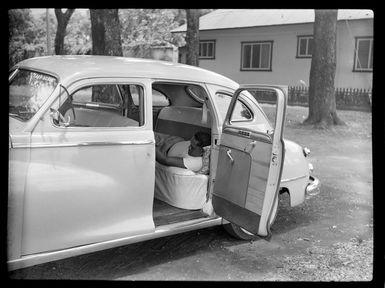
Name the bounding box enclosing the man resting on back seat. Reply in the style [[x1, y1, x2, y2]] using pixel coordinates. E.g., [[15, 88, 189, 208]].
[[155, 131, 211, 173]]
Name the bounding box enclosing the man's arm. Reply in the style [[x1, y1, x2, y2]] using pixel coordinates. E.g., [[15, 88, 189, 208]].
[[156, 148, 186, 169]]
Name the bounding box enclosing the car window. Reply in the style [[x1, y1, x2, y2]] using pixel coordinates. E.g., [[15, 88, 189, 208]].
[[215, 91, 273, 131], [186, 85, 206, 103], [153, 89, 170, 107], [57, 84, 144, 128], [247, 89, 277, 129], [230, 100, 253, 122], [72, 85, 122, 106], [215, 92, 253, 122], [9, 69, 58, 121]]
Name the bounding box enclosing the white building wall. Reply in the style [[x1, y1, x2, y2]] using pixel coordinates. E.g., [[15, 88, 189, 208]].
[[197, 19, 373, 89], [334, 19, 373, 89]]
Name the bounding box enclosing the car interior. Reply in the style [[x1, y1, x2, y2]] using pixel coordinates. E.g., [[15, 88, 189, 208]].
[[58, 81, 215, 226], [151, 82, 213, 226]]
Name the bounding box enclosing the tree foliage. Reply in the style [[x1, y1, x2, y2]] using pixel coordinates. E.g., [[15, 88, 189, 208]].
[[65, 10, 92, 55], [9, 9, 92, 67], [119, 9, 185, 49], [9, 9, 215, 67], [9, 9, 46, 68]]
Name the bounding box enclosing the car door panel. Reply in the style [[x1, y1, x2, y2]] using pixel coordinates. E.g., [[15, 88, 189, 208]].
[[214, 145, 251, 206], [23, 135, 154, 255], [21, 78, 155, 256], [213, 85, 286, 237], [213, 132, 272, 234]]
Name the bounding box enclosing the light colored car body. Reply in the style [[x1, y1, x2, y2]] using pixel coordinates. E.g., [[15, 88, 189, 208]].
[[8, 56, 319, 270]]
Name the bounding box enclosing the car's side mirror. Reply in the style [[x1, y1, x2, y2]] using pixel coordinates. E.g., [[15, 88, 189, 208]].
[[50, 108, 71, 127]]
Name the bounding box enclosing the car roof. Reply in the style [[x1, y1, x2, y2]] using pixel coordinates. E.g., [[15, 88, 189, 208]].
[[14, 55, 239, 89]]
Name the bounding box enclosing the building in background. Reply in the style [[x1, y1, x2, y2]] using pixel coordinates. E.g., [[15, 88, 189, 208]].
[[172, 9, 373, 90]]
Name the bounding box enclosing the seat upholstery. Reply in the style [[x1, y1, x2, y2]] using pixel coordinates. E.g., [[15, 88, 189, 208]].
[[155, 106, 211, 140], [154, 163, 208, 210], [154, 106, 212, 210]]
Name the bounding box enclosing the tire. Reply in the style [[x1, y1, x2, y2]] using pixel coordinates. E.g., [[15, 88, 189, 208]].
[[223, 223, 260, 241], [223, 194, 280, 241]]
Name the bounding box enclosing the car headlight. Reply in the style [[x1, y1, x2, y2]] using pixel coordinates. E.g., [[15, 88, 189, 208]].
[[303, 147, 310, 157]]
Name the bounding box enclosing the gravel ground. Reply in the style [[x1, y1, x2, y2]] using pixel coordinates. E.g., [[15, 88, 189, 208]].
[[271, 237, 373, 281]]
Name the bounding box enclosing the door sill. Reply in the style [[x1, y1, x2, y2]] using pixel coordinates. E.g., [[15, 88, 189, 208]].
[[153, 198, 209, 226], [9, 216, 221, 271]]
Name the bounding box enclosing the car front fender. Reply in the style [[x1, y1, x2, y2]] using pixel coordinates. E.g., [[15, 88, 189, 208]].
[[280, 139, 316, 207]]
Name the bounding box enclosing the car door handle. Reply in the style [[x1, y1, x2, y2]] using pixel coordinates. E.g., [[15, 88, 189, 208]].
[[226, 149, 234, 164]]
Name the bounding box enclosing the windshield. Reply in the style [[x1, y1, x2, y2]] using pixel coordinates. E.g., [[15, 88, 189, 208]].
[[9, 69, 58, 121]]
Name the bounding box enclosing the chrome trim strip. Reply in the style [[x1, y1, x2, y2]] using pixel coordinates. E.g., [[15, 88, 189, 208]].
[[280, 174, 308, 183], [8, 217, 221, 271], [85, 103, 99, 108], [13, 140, 155, 149]]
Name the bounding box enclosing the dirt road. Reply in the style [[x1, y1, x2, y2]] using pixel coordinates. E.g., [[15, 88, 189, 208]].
[[8, 107, 373, 281]]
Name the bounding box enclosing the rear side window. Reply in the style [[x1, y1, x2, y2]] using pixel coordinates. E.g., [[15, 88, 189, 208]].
[[152, 89, 170, 107], [186, 85, 207, 103]]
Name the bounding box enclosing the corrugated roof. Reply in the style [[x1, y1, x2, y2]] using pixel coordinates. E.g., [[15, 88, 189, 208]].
[[171, 9, 374, 32]]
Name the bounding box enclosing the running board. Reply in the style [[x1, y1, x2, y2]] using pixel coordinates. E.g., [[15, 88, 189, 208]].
[[8, 217, 222, 271]]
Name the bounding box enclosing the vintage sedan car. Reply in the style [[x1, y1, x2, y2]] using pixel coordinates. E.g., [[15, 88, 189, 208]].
[[8, 55, 319, 270]]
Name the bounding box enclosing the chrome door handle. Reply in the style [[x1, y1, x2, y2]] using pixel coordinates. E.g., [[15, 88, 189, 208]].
[[226, 149, 234, 164]]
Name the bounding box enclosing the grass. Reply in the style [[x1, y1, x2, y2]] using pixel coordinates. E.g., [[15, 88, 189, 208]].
[[266, 105, 373, 281], [260, 104, 372, 143]]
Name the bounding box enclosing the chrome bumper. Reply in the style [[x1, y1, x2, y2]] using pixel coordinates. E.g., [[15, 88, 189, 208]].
[[305, 176, 320, 199]]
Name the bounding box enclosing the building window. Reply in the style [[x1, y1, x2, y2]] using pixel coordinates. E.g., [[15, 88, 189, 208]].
[[199, 40, 215, 59], [241, 41, 273, 71], [354, 37, 373, 72], [297, 35, 313, 58]]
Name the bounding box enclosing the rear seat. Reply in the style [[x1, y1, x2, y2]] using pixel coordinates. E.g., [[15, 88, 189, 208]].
[[154, 106, 211, 210], [154, 106, 211, 140]]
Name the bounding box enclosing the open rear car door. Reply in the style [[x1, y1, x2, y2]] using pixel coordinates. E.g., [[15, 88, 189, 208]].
[[212, 85, 287, 237]]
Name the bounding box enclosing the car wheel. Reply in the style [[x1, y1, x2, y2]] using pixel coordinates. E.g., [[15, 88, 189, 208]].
[[223, 223, 260, 241]]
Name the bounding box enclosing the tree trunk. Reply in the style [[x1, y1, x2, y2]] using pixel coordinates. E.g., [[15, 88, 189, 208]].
[[89, 9, 128, 105], [185, 9, 200, 66], [54, 9, 75, 55], [90, 9, 106, 55], [103, 9, 123, 56], [304, 9, 345, 128]]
